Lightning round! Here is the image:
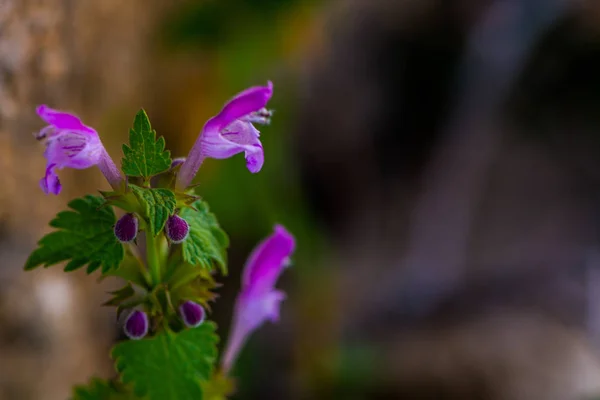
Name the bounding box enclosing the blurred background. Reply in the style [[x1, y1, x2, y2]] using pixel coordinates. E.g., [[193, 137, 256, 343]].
[[3, 0, 600, 399]]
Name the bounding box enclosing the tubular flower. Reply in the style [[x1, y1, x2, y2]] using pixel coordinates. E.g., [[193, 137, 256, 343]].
[[221, 224, 295, 374], [176, 82, 273, 190], [35, 105, 123, 195]]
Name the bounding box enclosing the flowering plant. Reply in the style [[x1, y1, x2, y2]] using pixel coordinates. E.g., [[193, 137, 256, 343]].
[[25, 82, 295, 399]]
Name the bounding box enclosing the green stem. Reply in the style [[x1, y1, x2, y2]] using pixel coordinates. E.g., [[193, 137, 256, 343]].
[[127, 244, 152, 288], [146, 232, 161, 286]]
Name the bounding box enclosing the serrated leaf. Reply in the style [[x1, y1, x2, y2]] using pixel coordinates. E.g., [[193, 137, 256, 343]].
[[122, 109, 172, 178], [25, 195, 124, 274], [112, 323, 218, 400], [180, 201, 229, 274], [171, 279, 218, 312], [130, 185, 176, 235], [72, 377, 138, 400], [168, 265, 219, 311], [175, 192, 202, 209], [166, 262, 210, 291]]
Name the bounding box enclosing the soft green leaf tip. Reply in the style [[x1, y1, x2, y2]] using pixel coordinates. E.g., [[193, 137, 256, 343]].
[[122, 109, 172, 178]]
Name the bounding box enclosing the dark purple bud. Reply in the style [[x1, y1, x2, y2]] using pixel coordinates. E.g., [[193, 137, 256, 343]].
[[179, 301, 205, 328], [114, 213, 138, 243], [171, 157, 186, 169], [124, 310, 148, 340], [165, 214, 189, 244]]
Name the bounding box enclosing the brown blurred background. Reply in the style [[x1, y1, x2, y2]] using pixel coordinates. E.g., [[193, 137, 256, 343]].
[[3, 0, 600, 399]]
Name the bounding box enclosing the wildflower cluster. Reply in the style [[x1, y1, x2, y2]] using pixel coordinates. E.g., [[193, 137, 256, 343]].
[[25, 82, 295, 400]]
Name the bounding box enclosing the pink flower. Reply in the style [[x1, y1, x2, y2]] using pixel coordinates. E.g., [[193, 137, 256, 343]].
[[176, 82, 273, 190], [221, 225, 295, 374], [35, 105, 123, 195]]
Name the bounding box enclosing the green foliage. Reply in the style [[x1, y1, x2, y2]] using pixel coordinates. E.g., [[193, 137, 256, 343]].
[[103, 283, 135, 307], [72, 378, 136, 400], [130, 185, 176, 235], [180, 201, 229, 274], [112, 323, 219, 400], [122, 109, 172, 179], [167, 263, 219, 309], [102, 283, 146, 319], [24, 195, 124, 274], [104, 251, 149, 289]]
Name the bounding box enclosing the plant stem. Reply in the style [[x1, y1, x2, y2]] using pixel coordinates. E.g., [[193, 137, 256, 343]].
[[129, 245, 153, 288], [146, 232, 161, 286]]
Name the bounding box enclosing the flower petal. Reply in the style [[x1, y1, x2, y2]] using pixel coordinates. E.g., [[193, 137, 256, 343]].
[[176, 82, 273, 189], [261, 290, 286, 323], [221, 225, 294, 373], [39, 164, 61, 195], [34, 106, 124, 194], [203, 82, 273, 136], [36, 105, 96, 135], [245, 145, 264, 173], [200, 119, 265, 172], [44, 131, 103, 169], [222, 289, 286, 373], [243, 225, 295, 296]]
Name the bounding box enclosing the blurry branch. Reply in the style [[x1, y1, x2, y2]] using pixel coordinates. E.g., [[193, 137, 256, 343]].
[[362, 0, 571, 324]]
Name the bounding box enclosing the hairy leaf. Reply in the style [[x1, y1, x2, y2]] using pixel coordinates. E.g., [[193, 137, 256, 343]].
[[25, 195, 123, 273], [180, 201, 229, 274], [112, 323, 218, 400], [122, 109, 172, 178], [130, 185, 176, 235]]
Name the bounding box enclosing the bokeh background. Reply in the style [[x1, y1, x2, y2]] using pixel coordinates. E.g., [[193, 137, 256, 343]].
[[3, 0, 600, 399]]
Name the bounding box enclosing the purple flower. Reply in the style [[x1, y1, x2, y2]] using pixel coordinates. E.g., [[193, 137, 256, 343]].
[[124, 310, 149, 340], [165, 214, 189, 244], [176, 82, 274, 190], [35, 105, 123, 195], [179, 301, 206, 328], [221, 224, 295, 374]]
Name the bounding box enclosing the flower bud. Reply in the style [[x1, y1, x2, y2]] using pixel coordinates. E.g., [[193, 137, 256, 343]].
[[114, 213, 138, 243], [124, 310, 148, 340], [165, 214, 189, 244], [171, 157, 186, 169], [179, 301, 205, 328]]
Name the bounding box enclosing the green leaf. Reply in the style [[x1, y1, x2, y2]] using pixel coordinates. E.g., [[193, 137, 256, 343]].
[[130, 185, 176, 235], [103, 251, 149, 289], [72, 377, 138, 400], [103, 283, 135, 307], [122, 109, 172, 178], [167, 264, 218, 310], [180, 201, 229, 274], [112, 323, 219, 400], [25, 195, 124, 273]]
